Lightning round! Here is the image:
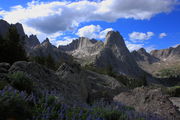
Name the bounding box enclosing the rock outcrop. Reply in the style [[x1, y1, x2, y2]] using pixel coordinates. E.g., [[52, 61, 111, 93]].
[[94, 31, 143, 77], [132, 48, 159, 64], [25, 35, 40, 49], [151, 45, 180, 60], [114, 87, 180, 119], [28, 38, 72, 62], [59, 37, 103, 64], [0, 19, 10, 37], [0, 19, 25, 39], [8, 61, 125, 104], [56, 62, 126, 103], [132, 46, 180, 76]]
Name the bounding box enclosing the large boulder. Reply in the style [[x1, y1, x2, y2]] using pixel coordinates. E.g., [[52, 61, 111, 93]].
[[113, 87, 180, 119], [56, 63, 126, 103]]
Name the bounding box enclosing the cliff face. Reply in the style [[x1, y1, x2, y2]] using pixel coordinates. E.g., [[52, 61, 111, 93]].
[[94, 31, 143, 77], [131, 45, 180, 76], [0, 19, 25, 39], [151, 45, 180, 60], [59, 37, 104, 64], [28, 38, 72, 62], [132, 48, 160, 64]]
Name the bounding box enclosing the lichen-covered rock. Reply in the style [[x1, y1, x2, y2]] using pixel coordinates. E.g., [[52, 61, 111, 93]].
[[113, 87, 180, 119]]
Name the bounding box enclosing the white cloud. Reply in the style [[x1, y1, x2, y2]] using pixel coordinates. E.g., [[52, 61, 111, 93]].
[[125, 41, 144, 51], [0, 0, 176, 36], [159, 32, 167, 38], [129, 32, 154, 42], [76, 25, 101, 39], [56, 37, 76, 46], [99, 28, 114, 39], [76, 25, 113, 39], [145, 45, 156, 52], [125, 41, 156, 52]]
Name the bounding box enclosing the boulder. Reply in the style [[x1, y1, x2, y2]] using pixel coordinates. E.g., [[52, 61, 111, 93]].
[[56, 63, 126, 103], [113, 87, 180, 119], [0, 62, 10, 73]]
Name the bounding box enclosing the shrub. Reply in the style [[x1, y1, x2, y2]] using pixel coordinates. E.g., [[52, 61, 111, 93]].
[[8, 72, 33, 93], [0, 87, 32, 120], [0, 25, 27, 64], [0, 80, 8, 90], [166, 86, 180, 97]]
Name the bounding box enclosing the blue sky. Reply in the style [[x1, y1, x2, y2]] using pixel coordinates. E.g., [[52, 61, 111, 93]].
[[0, 0, 180, 51]]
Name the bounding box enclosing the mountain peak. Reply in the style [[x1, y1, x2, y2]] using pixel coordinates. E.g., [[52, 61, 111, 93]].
[[0, 19, 10, 37], [42, 38, 50, 44], [137, 48, 147, 53], [104, 31, 125, 47]]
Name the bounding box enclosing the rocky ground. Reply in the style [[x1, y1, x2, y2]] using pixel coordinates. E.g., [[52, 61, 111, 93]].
[[113, 87, 180, 119], [1, 61, 180, 119]]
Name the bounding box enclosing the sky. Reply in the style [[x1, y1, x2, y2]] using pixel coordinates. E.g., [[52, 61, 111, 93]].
[[0, 0, 180, 52]]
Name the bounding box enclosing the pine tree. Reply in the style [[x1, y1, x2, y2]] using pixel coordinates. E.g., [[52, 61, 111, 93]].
[[0, 25, 27, 64]]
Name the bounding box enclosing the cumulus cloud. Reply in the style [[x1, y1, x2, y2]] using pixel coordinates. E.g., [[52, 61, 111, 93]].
[[76, 25, 113, 39], [159, 33, 167, 38], [125, 41, 144, 51], [129, 32, 154, 42], [0, 0, 177, 36], [56, 37, 76, 46], [125, 41, 156, 52]]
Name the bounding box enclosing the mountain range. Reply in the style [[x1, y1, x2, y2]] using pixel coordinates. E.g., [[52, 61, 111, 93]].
[[0, 19, 179, 78]]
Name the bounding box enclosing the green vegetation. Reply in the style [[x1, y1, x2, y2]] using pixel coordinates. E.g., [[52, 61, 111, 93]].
[[8, 71, 34, 93], [84, 64, 147, 89], [165, 86, 180, 97], [156, 65, 180, 78], [0, 25, 27, 64], [0, 80, 8, 90]]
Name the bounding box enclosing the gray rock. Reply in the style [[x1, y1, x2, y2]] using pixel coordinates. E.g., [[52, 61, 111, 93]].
[[29, 38, 72, 62], [132, 46, 180, 76], [0, 62, 10, 70], [25, 34, 40, 49], [59, 31, 143, 77], [8, 61, 125, 104], [132, 48, 160, 64], [94, 31, 143, 77], [56, 63, 126, 103], [151, 45, 180, 60], [59, 37, 103, 65], [0, 19, 10, 37], [114, 87, 180, 119]]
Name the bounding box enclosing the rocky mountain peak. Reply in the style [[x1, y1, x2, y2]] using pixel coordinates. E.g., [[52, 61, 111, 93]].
[[25, 35, 40, 48], [14, 23, 25, 37], [137, 48, 147, 54], [104, 31, 125, 47], [41, 38, 51, 46], [0, 19, 10, 37], [132, 48, 160, 65], [150, 45, 180, 59]]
